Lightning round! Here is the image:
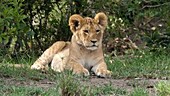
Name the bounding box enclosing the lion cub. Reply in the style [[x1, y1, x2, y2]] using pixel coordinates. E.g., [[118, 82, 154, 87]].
[[31, 12, 112, 77]]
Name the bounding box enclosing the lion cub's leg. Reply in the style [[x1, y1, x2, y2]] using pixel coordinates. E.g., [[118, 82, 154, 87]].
[[31, 41, 66, 70], [92, 62, 112, 77], [68, 60, 90, 76], [51, 48, 69, 72]]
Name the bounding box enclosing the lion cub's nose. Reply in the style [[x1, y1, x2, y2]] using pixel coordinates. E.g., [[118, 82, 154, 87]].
[[91, 39, 97, 43]]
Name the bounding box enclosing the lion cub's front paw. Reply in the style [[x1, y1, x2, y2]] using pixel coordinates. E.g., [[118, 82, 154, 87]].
[[73, 68, 90, 76], [31, 64, 48, 70], [95, 69, 112, 78]]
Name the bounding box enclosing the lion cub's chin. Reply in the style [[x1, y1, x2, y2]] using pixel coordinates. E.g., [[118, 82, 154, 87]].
[[86, 46, 98, 50]]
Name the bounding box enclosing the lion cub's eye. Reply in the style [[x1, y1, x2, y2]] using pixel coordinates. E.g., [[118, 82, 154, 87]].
[[96, 30, 100, 33], [83, 30, 89, 33]]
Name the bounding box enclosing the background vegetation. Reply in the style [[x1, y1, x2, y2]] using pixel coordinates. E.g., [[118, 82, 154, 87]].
[[0, 0, 170, 57]]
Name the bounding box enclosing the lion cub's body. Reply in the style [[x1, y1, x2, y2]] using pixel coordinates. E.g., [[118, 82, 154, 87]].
[[31, 12, 111, 77]]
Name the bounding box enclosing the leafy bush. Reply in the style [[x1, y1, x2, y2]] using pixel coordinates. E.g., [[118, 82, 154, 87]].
[[0, 0, 29, 55], [104, 0, 170, 52], [0, 0, 170, 56]]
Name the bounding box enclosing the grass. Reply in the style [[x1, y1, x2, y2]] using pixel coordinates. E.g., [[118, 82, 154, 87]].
[[0, 85, 60, 96], [0, 50, 170, 95], [106, 50, 170, 79], [94, 84, 127, 95], [155, 81, 170, 96], [129, 88, 149, 96]]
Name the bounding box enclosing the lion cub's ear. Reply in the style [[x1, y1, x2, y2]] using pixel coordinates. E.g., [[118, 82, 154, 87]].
[[94, 12, 108, 29], [69, 14, 84, 33]]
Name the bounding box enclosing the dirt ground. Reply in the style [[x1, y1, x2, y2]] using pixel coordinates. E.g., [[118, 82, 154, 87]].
[[1, 76, 165, 95]]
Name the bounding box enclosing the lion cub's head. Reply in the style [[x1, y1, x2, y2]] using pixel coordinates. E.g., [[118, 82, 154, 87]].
[[69, 12, 108, 50]]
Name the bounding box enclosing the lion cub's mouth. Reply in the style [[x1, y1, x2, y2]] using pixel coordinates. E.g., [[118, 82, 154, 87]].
[[86, 45, 98, 50]]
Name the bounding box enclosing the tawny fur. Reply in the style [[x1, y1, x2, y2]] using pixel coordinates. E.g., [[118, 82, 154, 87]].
[[31, 12, 112, 77]]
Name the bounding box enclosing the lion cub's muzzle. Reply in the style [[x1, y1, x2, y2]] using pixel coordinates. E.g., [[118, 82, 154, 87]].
[[85, 39, 99, 50]]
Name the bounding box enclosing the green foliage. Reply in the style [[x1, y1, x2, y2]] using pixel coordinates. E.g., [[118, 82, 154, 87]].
[[0, 0, 29, 55], [23, 0, 71, 51], [0, 0, 170, 56]]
